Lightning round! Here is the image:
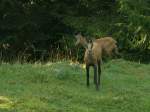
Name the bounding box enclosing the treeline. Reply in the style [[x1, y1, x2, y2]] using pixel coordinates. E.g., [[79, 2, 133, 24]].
[[0, 0, 150, 62]]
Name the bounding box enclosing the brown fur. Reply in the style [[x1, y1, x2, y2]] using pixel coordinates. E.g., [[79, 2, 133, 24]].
[[83, 41, 102, 90], [75, 34, 119, 58], [75, 33, 119, 90], [84, 42, 102, 65], [95, 37, 119, 57]]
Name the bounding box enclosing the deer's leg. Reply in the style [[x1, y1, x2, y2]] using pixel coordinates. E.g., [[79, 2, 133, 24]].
[[98, 60, 101, 88], [86, 65, 90, 87], [93, 66, 96, 85], [94, 64, 98, 90]]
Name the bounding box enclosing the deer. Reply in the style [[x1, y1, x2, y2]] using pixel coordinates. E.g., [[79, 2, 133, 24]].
[[84, 40, 102, 90], [75, 33, 119, 90], [75, 33, 119, 59]]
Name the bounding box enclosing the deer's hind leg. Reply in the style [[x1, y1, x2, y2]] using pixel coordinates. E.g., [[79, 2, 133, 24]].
[[93, 64, 98, 90], [98, 60, 101, 89], [86, 65, 90, 87]]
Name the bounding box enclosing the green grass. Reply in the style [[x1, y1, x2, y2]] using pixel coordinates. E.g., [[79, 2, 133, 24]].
[[0, 59, 150, 112]]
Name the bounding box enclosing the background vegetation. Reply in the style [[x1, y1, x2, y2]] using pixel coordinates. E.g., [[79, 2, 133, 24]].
[[0, 0, 150, 62]]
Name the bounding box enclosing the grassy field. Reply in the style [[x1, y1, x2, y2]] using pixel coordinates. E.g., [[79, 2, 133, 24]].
[[0, 59, 150, 112]]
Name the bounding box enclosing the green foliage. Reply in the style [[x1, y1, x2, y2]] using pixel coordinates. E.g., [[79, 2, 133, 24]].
[[0, 60, 150, 111], [115, 0, 150, 50], [0, 0, 149, 62]]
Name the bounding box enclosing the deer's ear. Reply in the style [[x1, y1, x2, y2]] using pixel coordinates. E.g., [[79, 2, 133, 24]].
[[91, 37, 96, 42], [74, 34, 77, 39], [74, 32, 81, 39], [78, 32, 81, 35], [91, 42, 93, 48], [74, 35, 77, 39], [84, 44, 88, 49]]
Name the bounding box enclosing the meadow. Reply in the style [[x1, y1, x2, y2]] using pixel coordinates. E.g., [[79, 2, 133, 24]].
[[0, 59, 150, 112]]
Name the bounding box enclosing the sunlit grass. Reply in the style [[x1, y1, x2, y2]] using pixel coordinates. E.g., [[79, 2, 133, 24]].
[[0, 96, 13, 109], [0, 59, 150, 112]]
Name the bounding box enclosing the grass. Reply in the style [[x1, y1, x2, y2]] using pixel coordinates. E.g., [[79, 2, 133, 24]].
[[0, 59, 150, 112]]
